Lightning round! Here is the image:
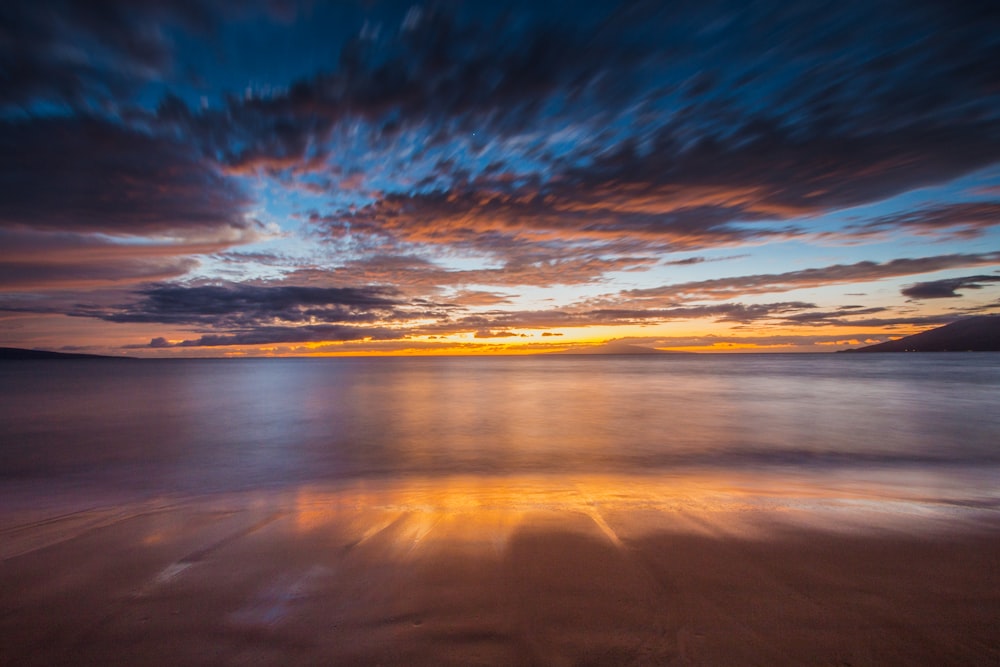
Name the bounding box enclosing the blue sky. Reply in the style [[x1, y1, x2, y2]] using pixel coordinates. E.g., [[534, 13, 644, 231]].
[[1, 0, 998, 354]]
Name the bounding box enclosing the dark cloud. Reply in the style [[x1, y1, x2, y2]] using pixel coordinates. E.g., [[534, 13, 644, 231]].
[[47, 274, 982, 349], [131, 324, 399, 348], [606, 308, 962, 330], [449, 290, 516, 307], [290, 251, 658, 292], [5, 1, 988, 298], [964, 298, 1000, 314], [81, 283, 405, 327], [0, 115, 254, 297], [809, 315, 959, 328], [621, 331, 935, 349], [624, 252, 1000, 302], [96, 294, 820, 349], [0, 227, 258, 290], [185, 1, 998, 233], [160, 2, 654, 174], [902, 275, 1000, 299], [474, 330, 521, 339], [585, 302, 817, 326], [565, 124, 1000, 219], [664, 257, 711, 266], [322, 187, 794, 253], [0, 1, 293, 112], [409, 301, 819, 336], [777, 307, 889, 326], [662, 255, 748, 266], [0, 1, 184, 110], [838, 202, 1000, 241], [313, 117, 1000, 257], [0, 256, 197, 290], [0, 117, 250, 235], [7, 1, 999, 206]]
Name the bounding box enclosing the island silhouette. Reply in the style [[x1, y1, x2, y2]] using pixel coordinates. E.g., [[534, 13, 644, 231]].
[[847, 316, 1000, 352]]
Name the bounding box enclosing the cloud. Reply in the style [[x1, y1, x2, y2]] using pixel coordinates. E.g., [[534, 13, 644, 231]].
[[162, 1, 999, 249], [131, 324, 399, 348], [803, 315, 959, 328], [289, 251, 658, 292], [617, 331, 948, 349], [901, 275, 1000, 299], [4, 2, 1000, 353], [82, 283, 406, 327], [312, 114, 1000, 259], [69, 284, 823, 348], [0, 2, 178, 110], [403, 299, 970, 336], [623, 252, 1000, 302], [585, 302, 817, 325], [0, 1, 289, 112], [0, 113, 257, 297], [663, 255, 748, 266], [838, 202, 1000, 241], [449, 290, 516, 307], [474, 330, 522, 339], [407, 301, 819, 337], [0, 117, 250, 235], [0, 227, 259, 290], [0, 256, 198, 290], [51, 279, 977, 350], [161, 3, 655, 175], [15, 0, 982, 311], [322, 186, 795, 252]]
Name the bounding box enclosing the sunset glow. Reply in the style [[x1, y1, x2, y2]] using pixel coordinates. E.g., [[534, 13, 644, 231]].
[[0, 1, 998, 355]]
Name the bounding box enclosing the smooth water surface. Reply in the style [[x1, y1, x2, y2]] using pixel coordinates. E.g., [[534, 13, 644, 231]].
[[2, 354, 999, 499]]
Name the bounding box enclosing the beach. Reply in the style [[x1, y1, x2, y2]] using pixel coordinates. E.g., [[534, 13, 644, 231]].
[[3, 474, 999, 666], [3, 356, 999, 664]]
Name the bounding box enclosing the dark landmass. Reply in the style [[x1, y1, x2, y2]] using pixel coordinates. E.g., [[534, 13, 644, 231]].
[[845, 316, 1000, 353], [552, 342, 692, 355], [0, 347, 127, 360]]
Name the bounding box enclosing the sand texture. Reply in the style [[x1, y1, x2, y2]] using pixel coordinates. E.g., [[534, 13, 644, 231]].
[[2, 476, 999, 666]]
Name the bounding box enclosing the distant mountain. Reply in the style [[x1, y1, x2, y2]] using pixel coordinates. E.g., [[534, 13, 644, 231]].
[[552, 342, 691, 355], [847, 316, 1000, 352], [0, 347, 124, 360]]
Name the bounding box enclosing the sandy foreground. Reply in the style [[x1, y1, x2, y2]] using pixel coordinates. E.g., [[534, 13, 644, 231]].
[[1, 474, 999, 666]]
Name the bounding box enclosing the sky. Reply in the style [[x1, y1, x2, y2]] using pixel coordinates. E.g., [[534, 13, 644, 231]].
[[0, 0, 998, 356]]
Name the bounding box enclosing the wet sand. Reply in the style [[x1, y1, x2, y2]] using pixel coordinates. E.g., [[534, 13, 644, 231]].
[[2, 475, 999, 666]]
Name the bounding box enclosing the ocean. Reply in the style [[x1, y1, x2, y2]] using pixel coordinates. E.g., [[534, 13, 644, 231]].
[[2, 354, 999, 503], [4, 354, 1000, 665]]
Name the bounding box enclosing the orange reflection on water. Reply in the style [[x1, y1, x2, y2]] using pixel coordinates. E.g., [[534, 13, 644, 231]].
[[275, 471, 998, 555]]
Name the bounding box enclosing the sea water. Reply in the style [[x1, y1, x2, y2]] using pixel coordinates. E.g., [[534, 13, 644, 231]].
[[2, 354, 999, 504]]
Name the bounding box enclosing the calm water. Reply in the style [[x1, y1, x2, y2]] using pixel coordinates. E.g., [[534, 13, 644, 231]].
[[2, 354, 999, 499]]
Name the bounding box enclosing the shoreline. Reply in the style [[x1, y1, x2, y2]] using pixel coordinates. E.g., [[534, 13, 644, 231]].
[[2, 475, 999, 665]]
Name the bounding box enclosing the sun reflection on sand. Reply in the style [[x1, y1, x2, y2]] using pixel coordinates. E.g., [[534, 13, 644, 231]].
[[3, 472, 1000, 666], [271, 471, 1000, 553]]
